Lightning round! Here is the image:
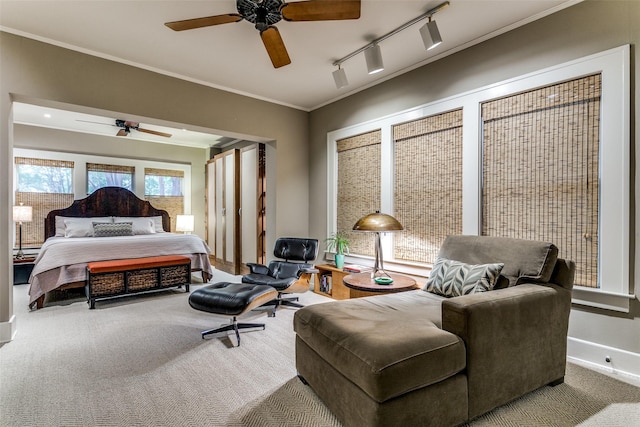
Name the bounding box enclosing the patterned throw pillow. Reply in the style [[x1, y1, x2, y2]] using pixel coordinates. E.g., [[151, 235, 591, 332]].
[[93, 222, 134, 238], [424, 257, 504, 297]]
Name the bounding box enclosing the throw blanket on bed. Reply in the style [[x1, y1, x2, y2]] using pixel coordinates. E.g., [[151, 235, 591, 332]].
[[29, 233, 213, 305]]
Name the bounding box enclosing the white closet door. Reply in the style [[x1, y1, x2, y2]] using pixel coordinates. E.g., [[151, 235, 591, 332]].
[[241, 147, 258, 265], [215, 157, 224, 259], [206, 159, 216, 256], [224, 153, 235, 264]]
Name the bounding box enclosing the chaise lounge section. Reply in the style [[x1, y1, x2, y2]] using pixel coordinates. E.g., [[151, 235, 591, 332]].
[[293, 235, 575, 426]]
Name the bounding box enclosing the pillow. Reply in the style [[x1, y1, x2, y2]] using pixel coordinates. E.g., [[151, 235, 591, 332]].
[[55, 216, 112, 237], [423, 257, 504, 298], [93, 222, 134, 237], [149, 216, 166, 233], [64, 218, 111, 238], [113, 217, 156, 235]]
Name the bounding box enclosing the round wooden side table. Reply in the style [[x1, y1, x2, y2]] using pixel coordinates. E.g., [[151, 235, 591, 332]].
[[343, 272, 418, 298]]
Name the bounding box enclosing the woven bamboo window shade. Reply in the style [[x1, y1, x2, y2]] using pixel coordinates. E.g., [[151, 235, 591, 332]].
[[482, 74, 601, 288], [15, 157, 75, 246], [393, 109, 463, 264], [86, 163, 135, 174], [144, 168, 185, 232], [336, 130, 381, 257]]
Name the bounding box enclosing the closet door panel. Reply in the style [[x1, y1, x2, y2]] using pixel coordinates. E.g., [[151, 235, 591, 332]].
[[206, 159, 216, 257], [224, 153, 235, 264], [215, 157, 224, 259], [241, 147, 257, 269]]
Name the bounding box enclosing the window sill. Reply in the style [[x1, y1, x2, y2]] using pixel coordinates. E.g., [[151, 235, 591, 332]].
[[571, 286, 637, 313]]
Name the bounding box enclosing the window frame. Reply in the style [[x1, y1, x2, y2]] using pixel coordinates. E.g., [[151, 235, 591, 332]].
[[327, 45, 631, 311]]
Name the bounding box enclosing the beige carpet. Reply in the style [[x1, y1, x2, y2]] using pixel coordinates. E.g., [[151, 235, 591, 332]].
[[1, 271, 639, 426]]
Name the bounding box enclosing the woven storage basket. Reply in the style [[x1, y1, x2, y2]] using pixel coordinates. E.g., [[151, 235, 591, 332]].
[[127, 269, 159, 291], [161, 264, 190, 287], [91, 272, 125, 296]]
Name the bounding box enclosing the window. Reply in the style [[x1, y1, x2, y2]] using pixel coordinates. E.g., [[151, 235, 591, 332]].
[[481, 75, 601, 288], [17, 158, 73, 193], [15, 157, 75, 246], [327, 46, 629, 310], [393, 109, 463, 264], [335, 130, 381, 257], [144, 168, 184, 232], [87, 163, 134, 193], [145, 168, 184, 196]]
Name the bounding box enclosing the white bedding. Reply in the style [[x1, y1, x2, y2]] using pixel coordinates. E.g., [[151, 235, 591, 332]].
[[29, 233, 213, 305]]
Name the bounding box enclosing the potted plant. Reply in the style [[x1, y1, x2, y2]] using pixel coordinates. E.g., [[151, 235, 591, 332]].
[[325, 231, 350, 268]]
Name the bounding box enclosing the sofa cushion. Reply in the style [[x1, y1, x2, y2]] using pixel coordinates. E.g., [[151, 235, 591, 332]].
[[293, 291, 466, 403], [437, 235, 558, 286], [424, 257, 504, 297]]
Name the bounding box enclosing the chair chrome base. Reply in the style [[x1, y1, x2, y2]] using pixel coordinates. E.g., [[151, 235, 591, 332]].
[[262, 294, 304, 316], [201, 316, 265, 347]]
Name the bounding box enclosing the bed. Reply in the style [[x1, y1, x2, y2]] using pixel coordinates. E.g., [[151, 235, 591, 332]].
[[29, 187, 213, 309]]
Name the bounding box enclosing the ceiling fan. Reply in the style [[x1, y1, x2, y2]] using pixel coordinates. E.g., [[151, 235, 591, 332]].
[[164, 0, 361, 68], [78, 119, 172, 138]]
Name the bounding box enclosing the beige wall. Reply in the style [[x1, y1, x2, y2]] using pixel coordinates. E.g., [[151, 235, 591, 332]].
[[309, 1, 640, 362], [0, 32, 309, 334]]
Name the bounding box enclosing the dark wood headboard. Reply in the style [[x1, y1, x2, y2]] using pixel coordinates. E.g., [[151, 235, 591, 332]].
[[44, 187, 171, 239]]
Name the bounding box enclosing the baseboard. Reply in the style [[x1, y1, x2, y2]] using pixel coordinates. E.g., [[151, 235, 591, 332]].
[[567, 336, 640, 380], [0, 315, 16, 343]]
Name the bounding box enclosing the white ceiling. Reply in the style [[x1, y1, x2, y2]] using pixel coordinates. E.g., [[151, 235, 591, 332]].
[[12, 102, 232, 148], [1, 0, 581, 147]]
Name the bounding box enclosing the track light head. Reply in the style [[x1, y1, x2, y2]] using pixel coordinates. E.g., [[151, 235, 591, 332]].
[[333, 66, 349, 89], [364, 44, 384, 74], [420, 18, 442, 50]]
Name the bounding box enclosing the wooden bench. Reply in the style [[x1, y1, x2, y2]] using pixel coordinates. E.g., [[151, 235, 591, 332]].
[[86, 255, 191, 309]]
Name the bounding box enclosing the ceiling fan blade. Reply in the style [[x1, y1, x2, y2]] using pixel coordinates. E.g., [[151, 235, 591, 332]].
[[165, 14, 243, 31], [116, 129, 128, 137], [77, 119, 114, 126], [137, 128, 173, 138], [281, 0, 361, 22], [260, 26, 291, 68]]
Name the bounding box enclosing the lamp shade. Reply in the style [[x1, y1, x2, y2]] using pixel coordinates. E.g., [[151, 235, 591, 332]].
[[332, 67, 349, 89], [364, 44, 384, 74], [420, 19, 442, 50], [13, 204, 33, 223], [352, 212, 403, 232], [175, 214, 194, 233]]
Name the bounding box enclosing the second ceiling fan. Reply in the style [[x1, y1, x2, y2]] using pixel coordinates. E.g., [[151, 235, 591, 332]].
[[165, 0, 361, 68]]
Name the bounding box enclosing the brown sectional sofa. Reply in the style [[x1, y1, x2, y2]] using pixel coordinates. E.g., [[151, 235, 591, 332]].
[[293, 235, 575, 426]]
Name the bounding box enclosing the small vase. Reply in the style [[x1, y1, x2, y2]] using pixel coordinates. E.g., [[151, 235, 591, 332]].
[[335, 254, 345, 268]]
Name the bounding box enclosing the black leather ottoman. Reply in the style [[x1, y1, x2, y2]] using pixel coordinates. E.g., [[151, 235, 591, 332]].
[[189, 282, 277, 346]]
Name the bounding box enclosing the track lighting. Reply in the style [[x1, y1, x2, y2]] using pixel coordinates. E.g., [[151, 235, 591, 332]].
[[333, 65, 349, 89], [420, 18, 442, 50], [364, 44, 384, 74], [330, 1, 449, 89]]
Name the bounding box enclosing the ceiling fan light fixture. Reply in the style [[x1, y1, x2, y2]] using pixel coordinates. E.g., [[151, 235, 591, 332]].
[[420, 18, 442, 50], [165, 0, 361, 68], [365, 44, 384, 74], [333, 66, 349, 89]]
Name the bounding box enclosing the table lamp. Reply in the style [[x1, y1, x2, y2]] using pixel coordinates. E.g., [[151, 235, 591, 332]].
[[13, 203, 33, 260], [352, 211, 403, 278], [176, 214, 194, 234]]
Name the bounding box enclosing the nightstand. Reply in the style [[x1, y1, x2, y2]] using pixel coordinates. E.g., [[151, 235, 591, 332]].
[[13, 257, 36, 285]]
